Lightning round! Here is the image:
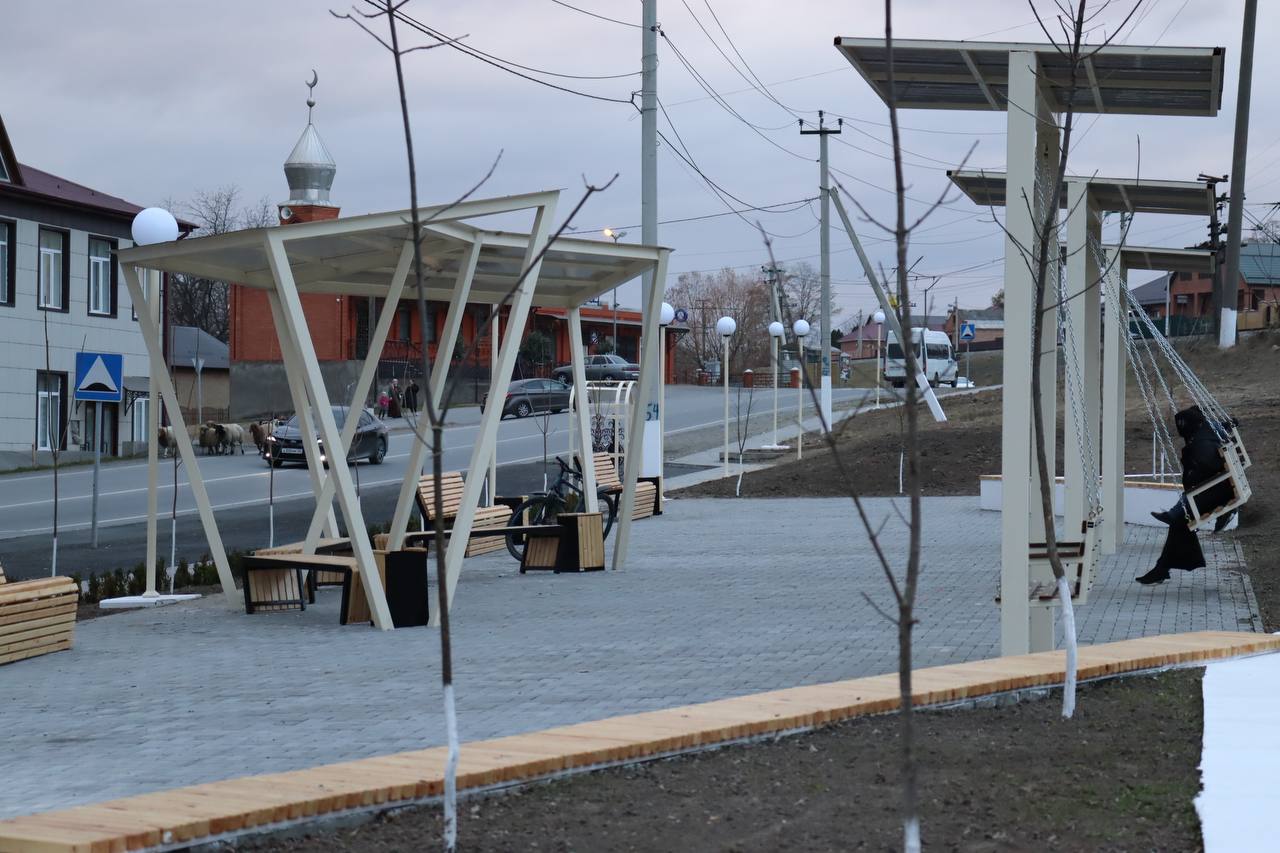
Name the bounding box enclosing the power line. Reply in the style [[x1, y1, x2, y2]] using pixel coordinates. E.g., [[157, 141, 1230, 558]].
[[547, 0, 641, 28], [565, 197, 819, 234]]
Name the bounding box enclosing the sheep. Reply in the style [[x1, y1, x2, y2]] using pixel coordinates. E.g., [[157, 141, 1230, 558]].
[[219, 423, 246, 455], [156, 425, 177, 458], [248, 420, 273, 455], [199, 423, 222, 455]]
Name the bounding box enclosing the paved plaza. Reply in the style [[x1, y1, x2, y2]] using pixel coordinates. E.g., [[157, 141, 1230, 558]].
[[0, 496, 1259, 820]]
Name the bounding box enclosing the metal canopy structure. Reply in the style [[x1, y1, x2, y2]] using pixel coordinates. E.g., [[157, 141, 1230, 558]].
[[1108, 244, 1215, 273], [118, 190, 671, 631], [947, 170, 1214, 217], [840, 35, 1225, 657], [835, 38, 1224, 115]]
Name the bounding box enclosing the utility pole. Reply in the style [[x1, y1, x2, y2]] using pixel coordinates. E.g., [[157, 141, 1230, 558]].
[[762, 264, 783, 324], [1200, 173, 1227, 338], [1221, 0, 1258, 349], [801, 110, 841, 425], [640, 0, 660, 469]]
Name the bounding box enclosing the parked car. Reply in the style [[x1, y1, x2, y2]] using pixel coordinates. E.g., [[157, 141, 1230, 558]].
[[264, 406, 389, 467], [551, 354, 640, 384], [482, 378, 572, 419]]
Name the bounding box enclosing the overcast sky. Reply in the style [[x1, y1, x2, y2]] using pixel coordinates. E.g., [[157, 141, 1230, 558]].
[[2, 0, 1275, 324]]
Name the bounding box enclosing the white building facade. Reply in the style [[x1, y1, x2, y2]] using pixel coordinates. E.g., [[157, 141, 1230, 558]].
[[0, 116, 179, 469]]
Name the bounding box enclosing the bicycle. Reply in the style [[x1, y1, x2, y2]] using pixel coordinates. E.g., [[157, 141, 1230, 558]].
[[505, 456, 618, 561]]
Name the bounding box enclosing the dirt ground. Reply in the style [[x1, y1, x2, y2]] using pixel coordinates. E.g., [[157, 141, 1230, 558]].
[[244, 669, 1203, 853], [678, 331, 1280, 630]]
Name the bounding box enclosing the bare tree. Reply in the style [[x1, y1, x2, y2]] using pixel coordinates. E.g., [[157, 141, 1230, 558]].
[[665, 267, 772, 376], [335, 4, 616, 851]]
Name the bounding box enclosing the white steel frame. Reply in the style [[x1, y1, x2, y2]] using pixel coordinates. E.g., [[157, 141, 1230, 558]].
[[118, 191, 670, 630]]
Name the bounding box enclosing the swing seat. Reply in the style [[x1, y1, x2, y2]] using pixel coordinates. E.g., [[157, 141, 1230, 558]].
[[1185, 434, 1251, 532], [995, 517, 1101, 605]]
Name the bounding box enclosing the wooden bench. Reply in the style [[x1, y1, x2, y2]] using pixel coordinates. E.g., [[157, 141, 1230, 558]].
[[411, 472, 512, 557], [579, 452, 660, 520], [252, 538, 353, 587], [240, 555, 358, 614], [0, 574, 78, 666], [519, 513, 604, 573]]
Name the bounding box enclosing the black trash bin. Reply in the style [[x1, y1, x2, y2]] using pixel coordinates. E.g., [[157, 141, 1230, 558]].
[[384, 549, 430, 628]]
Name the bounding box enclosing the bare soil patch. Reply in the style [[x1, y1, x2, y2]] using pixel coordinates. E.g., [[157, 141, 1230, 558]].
[[677, 331, 1280, 629], [242, 668, 1203, 852]]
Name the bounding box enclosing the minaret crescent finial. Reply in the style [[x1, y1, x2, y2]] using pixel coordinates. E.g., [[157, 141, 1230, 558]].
[[306, 69, 318, 122]]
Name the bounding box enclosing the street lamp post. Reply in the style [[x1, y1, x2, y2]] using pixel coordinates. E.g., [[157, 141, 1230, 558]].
[[793, 318, 810, 459], [603, 228, 627, 352], [659, 301, 675, 494], [716, 316, 736, 477], [872, 309, 885, 409], [767, 321, 785, 448]]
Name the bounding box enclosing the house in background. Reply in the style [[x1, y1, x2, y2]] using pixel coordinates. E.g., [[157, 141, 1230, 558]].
[[1132, 243, 1280, 334], [0, 114, 192, 470], [944, 306, 1004, 348], [168, 325, 230, 424]]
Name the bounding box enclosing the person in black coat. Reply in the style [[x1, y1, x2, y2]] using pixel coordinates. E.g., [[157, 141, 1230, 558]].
[[1137, 406, 1236, 585]]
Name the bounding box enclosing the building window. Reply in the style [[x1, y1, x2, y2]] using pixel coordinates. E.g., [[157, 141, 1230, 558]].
[[131, 397, 150, 446], [38, 228, 68, 311], [36, 371, 66, 451], [0, 220, 13, 306], [397, 305, 412, 341], [88, 237, 117, 316]]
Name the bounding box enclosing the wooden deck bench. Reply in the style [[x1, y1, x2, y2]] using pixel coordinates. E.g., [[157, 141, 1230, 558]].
[[252, 538, 353, 587], [240, 554, 357, 614], [579, 452, 660, 520], [519, 512, 605, 573], [0, 574, 78, 666], [380, 472, 513, 557]]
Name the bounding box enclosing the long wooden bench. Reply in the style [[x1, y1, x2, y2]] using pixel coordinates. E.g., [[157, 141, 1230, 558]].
[[0, 573, 78, 666], [390, 472, 512, 557], [580, 452, 660, 520], [252, 538, 353, 587]]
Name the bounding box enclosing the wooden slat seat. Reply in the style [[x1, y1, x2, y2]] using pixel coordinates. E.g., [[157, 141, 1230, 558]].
[[0, 575, 77, 666], [252, 539, 353, 587], [577, 453, 660, 520], [412, 472, 511, 557], [240, 555, 356, 614]]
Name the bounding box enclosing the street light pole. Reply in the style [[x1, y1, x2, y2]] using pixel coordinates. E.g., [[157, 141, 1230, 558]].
[[716, 316, 736, 478], [793, 318, 810, 459], [872, 309, 885, 409], [659, 302, 675, 495], [768, 321, 784, 448], [604, 229, 627, 353]]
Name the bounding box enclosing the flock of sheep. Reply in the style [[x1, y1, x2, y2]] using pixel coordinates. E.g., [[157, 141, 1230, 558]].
[[155, 420, 275, 458]]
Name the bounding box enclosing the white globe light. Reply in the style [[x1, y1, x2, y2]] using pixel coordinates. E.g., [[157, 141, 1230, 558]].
[[872, 309, 886, 324], [131, 207, 179, 246], [660, 302, 676, 325], [792, 318, 810, 337], [716, 316, 736, 337], [768, 321, 785, 338]]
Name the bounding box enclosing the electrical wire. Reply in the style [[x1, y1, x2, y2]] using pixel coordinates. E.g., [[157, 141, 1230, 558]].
[[548, 0, 641, 28], [564, 197, 819, 234]]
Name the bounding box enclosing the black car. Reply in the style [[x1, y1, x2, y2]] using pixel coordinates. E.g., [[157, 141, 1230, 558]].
[[264, 407, 389, 467], [551, 354, 640, 384], [482, 378, 572, 419]]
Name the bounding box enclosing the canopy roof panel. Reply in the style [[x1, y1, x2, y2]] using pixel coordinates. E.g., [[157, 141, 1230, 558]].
[[1106, 244, 1215, 273], [116, 191, 667, 310], [948, 170, 1214, 216], [835, 38, 1224, 116]]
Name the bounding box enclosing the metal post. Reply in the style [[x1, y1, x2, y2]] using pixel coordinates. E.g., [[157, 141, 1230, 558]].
[[801, 112, 841, 425], [144, 268, 160, 597], [639, 0, 660, 477], [875, 325, 882, 409], [659, 322, 668, 488], [722, 333, 730, 478], [796, 339, 804, 460], [1221, 0, 1258, 349], [90, 400, 101, 548], [771, 335, 779, 445]]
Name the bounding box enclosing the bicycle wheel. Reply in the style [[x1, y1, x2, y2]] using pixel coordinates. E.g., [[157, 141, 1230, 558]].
[[506, 495, 563, 561], [597, 491, 618, 540]]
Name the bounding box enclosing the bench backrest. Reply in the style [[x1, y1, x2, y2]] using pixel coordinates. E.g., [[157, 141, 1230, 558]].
[[416, 472, 468, 522], [584, 452, 622, 490], [0, 562, 5, 584]]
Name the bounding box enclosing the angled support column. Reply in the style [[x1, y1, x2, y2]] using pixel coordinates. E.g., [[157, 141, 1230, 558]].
[[265, 233, 393, 630], [302, 240, 414, 550], [122, 264, 238, 607], [612, 249, 670, 571], [388, 238, 482, 550], [432, 198, 558, 623], [1063, 184, 1102, 541], [567, 307, 599, 512], [265, 292, 336, 543], [1101, 250, 1128, 553]]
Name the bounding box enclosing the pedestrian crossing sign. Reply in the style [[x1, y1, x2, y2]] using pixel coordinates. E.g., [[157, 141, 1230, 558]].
[[960, 321, 977, 341], [74, 352, 124, 403]]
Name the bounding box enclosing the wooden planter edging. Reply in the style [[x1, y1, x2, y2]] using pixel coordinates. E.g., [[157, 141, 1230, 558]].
[[1, 630, 1276, 852]]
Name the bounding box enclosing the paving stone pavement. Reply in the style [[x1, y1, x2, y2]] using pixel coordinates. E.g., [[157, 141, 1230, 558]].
[[0, 496, 1258, 819]]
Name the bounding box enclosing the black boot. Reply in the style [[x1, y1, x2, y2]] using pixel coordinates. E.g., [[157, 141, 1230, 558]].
[[1214, 511, 1236, 533], [1136, 566, 1171, 585], [1151, 509, 1175, 525]]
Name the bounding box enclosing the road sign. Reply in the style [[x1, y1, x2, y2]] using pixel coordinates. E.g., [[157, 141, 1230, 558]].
[[674, 308, 689, 323], [589, 331, 599, 344], [74, 352, 123, 403], [959, 321, 977, 341]]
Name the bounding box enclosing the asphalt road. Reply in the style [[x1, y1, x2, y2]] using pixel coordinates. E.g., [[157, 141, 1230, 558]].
[[1, 385, 870, 580]]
